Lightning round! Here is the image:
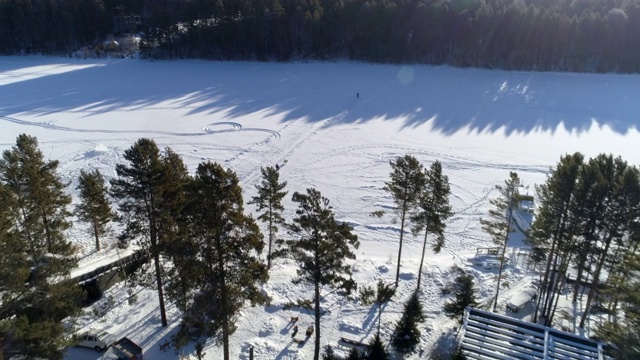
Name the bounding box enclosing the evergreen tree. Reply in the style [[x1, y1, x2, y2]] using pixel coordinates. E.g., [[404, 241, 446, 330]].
[[595, 294, 640, 360], [384, 154, 426, 286], [322, 345, 338, 360], [347, 347, 364, 360], [392, 291, 425, 353], [528, 153, 583, 324], [75, 169, 114, 251], [412, 160, 452, 291], [249, 166, 287, 270], [577, 155, 640, 328], [374, 280, 395, 334], [283, 188, 360, 360], [0, 182, 26, 360], [366, 333, 389, 360], [480, 171, 521, 312], [0, 135, 81, 360], [444, 274, 479, 323], [110, 138, 169, 327], [182, 161, 268, 360], [158, 148, 193, 313], [0, 134, 73, 256]]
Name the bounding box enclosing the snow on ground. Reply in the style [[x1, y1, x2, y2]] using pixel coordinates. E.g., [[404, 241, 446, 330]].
[[1, 56, 639, 359]]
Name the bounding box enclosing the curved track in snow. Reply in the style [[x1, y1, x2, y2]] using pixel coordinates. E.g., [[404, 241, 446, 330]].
[[0, 116, 280, 143]]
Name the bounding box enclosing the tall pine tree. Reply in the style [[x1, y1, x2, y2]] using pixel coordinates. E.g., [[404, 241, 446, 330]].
[[159, 149, 193, 313], [283, 188, 360, 360], [75, 169, 114, 252], [366, 333, 390, 360], [528, 153, 583, 324], [110, 138, 169, 327], [384, 155, 426, 286], [0, 134, 81, 360], [444, 273, 479, 323], [411, 160, 452, 291], [249, 166, 287, 270], [182, 161, 268, 360], [480, 171, 521, 312], [392, 291, 425, 353], [374, 280, 395, 334], [0, 134, 73, 256]]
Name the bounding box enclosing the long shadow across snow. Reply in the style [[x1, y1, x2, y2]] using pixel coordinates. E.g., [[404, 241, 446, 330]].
[[1, 58, 639, 136]]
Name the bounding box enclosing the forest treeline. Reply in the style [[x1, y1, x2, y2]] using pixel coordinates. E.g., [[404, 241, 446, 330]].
[[1, 0, 640, 73]]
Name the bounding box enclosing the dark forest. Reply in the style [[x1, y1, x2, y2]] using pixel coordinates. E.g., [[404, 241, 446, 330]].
[[1, 0, 639, 73]]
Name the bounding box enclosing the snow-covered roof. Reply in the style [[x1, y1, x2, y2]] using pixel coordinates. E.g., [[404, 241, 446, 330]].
[[507, 288, 537, 309], [459, 307, 604, 360]]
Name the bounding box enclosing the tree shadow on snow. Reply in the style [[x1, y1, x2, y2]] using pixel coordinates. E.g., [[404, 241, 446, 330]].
[[1, 59, 637, 138]]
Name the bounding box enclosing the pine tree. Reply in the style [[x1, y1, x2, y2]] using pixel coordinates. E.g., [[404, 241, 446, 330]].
[[0, 135, 81, 360], [528, 153, 583, 324], [76, 169, 114, 251], [366, 333, 389, 360], [283, 188, 360, 360], [577, 155, 640, 328], [347, 347, 364, 360], [322, 345, 338, 360], [110, 138, 169, 327], [374, 280, 395, 334], [157, 148, 193, 313], [249, 166, 287, 270], [182, 161, 268, 360], [384, 155, 426, 286], [0, 182, 26, 360], [0, 134, 73, 256], [480, 171, 521, 312], [392, 291, 425, 353], [444, 274, 479, 323], [596, 291, 640, 360], [412, 160, 452, 291]]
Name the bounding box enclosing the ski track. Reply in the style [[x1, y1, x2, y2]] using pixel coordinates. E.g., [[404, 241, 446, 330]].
[[300, 142, 543, 264], [0, 116, 280, 142], [238, 112, 345, 188], [306, 143, 550, 175]]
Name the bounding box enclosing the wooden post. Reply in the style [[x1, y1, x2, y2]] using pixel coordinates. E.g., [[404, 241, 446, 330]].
[[249, 346, 254, 360]]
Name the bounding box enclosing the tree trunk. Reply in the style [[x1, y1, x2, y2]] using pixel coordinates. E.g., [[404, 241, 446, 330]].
[[93, 222, 100, 251], [267, 203, 273, 270], [395, 209, 407, 286], [492, 205, 513, 312], [544, 252, 570, 324], [150, 214, 168, 327], [416, 224, 429, 291], [572, 249, 588, 303], [218, 235, 230, 360], [534, 235, 557, 323], [153, 249, 167, 326], [223, 310, 230, 360], [580, 234, 614, 328], [542, 252, 563, 323], [548, 263, 570, 326], [314, 280, 321, 360]]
